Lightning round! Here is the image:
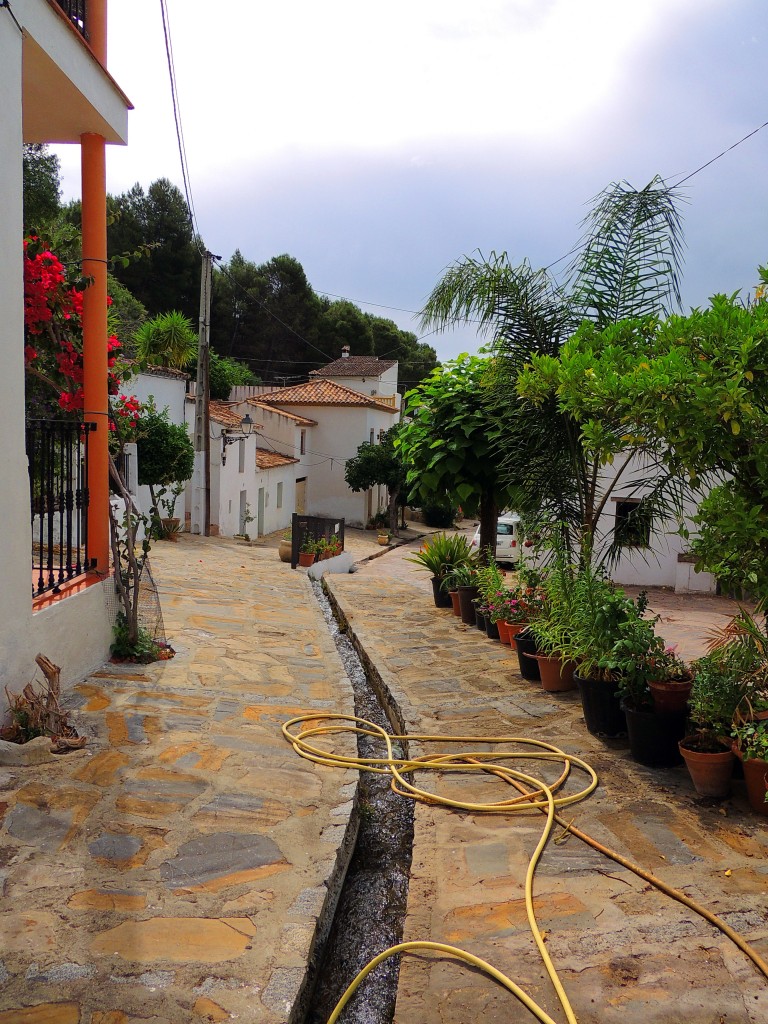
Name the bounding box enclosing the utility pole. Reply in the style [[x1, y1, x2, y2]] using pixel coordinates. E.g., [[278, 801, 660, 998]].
[[191, 251, 214, 535]]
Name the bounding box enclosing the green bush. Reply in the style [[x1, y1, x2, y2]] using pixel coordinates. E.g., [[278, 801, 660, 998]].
[[420, 500, 458, 528]]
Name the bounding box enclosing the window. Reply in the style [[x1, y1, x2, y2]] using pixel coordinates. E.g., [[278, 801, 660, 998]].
[[238, 438, 245, 473], [370, 429, 375, 444], [276, 482, 283, 509], [300, 430, 306, 455], [614, 499, 651, 548]]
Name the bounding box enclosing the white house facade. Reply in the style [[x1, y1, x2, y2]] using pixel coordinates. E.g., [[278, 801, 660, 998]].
[[2, 0, 130, 691]]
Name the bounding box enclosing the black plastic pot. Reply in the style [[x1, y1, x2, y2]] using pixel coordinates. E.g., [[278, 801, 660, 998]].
[[575, 672, 626, 738], [475, 610, 487, 631], [514, 628, 541, 681], [457, 585, 479, 625], [431, 576, 453, 608], [486, 618, 500, 641], [622, 703, 686, 767]]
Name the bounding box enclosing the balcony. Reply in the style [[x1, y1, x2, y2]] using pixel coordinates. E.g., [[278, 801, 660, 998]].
[[54, 0, 87, 40], [27, 419, 96, 598]]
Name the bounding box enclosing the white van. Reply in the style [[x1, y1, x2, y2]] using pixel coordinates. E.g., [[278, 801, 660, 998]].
[[469, 512, 522, 565]]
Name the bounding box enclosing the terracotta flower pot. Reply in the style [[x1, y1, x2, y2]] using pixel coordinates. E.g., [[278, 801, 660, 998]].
[[497, 619, 511, 645], [679, 740, 734, 799], [449, 590, 461, 616], [504, 622, 527, 642], [298, 551, 315, 567], [531, 653, 577, 692], [733, 747, 768, 816], [648, 676, 693, 713]]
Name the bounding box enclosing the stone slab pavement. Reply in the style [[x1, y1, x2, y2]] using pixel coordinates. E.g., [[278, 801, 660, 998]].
[[325, 542, 768, 1024], [0, 534, 359, 1024]]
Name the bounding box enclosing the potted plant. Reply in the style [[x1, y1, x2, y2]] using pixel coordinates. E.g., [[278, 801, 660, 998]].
[[451, 563, 480, 625], [646, 645, 693, 712], [156, 481, 185, 540], [441, 566, 463, 616], [476, 558, 507, 640], [377, 530, 391, 546], [557, 562, 644, 738], [613, 620, 687, 767], [405, 533, 476, 608], [526, 550, 578, 691], [679, 654, 745, 799], [732, 720, 768, 815], [298, 536, 317, 567], [279, 532, 293, 562]]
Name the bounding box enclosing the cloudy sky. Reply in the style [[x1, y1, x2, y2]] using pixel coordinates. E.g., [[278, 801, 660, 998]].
[[56, 0, 768, 364]]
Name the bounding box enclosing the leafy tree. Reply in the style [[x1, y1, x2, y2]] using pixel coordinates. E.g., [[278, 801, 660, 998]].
[[136, 407, 194, 519], [318, 300, 374, 356], [345, 425, 407, 533], [208, 352, 258, 400], [367, 315, 438, 389], [419, 177, 686, 561], [396, 355, 517, 552], [554, 290, 768, 602], [106, 274, 147, 357], [211, 252, 325, 382], [105, 178, 201, 319], [23, 144, 61, 235]]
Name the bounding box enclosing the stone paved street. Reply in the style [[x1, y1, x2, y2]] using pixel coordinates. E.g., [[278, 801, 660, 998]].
[[326, 543, 768, 1024], [0, 535, 359, 1023], [1, 525, 766, 1024]]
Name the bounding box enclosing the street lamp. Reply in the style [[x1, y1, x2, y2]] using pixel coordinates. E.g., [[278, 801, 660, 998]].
[[221, 414, 255, 465]]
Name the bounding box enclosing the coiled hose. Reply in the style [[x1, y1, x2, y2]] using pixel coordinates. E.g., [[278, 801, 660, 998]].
[[283, 712, 768, 1024]]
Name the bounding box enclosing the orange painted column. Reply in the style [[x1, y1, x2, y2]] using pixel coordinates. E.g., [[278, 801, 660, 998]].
[[81, 133, 109, 573]]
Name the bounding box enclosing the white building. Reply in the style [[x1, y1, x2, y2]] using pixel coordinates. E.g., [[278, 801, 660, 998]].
[[308, 347, 400, 411], [571, 453, 716, 594], [183, 398, 299, 538], [2, 0, 130, 691], [255, 378, 398, 526]]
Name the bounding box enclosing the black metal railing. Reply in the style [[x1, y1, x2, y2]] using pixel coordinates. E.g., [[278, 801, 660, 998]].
[[27, 419, 96, 598], [291, 513, 345, 569], [55, 0, 87, 39]]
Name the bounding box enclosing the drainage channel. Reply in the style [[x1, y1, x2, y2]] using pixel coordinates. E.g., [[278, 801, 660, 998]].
[[304, 578, 415, 1024]]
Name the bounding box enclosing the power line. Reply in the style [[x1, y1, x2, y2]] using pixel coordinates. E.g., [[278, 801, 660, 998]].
[[158, 0, 204, 255], [671, 117, 768, 187], [212, 257, 336, 363]]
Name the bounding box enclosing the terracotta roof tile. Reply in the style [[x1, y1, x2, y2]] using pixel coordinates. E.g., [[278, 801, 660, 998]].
[[310, 356, 397, 377], [255, 448, 300, 470], [257, 379, 396, 412], [246, 400, 317, 426]]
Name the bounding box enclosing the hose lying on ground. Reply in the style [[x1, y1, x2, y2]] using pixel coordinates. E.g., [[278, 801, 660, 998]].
[[283, 712, 768, 1024]]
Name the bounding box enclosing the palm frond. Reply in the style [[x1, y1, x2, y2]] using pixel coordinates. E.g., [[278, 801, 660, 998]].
[[568, 176, 686, 326], [420, 253, 574, 360]]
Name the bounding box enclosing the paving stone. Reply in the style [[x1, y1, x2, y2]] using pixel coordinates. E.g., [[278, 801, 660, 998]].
[[159, 832, 285, 891], [90, 917, 256, 964], [0, 1006, 81, 1023]]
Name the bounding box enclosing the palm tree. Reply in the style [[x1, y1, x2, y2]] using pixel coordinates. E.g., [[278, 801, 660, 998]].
[[419, 176, 687, 563]]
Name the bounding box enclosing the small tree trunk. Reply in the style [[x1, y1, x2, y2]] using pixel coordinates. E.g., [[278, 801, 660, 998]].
[[478, 491, 498, 561], [388, 486, 400, 536]]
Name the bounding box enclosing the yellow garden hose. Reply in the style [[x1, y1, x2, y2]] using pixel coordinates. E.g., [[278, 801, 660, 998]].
[[282, 713, 768, 1023]]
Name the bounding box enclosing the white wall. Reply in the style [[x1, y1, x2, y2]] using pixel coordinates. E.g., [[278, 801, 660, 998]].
[[1, 0, 127, 694], [270, 402, 397, 526], [588, 454, 717, 594], [123, 370, 188, 518]]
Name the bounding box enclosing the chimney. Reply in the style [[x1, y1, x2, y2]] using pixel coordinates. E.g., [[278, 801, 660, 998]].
[[341, 345, 350, 358]]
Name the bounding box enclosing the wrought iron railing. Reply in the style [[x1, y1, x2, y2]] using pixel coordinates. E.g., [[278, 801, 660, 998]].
[[27, 419, 96, 598], [55, 0, 87, 39]]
